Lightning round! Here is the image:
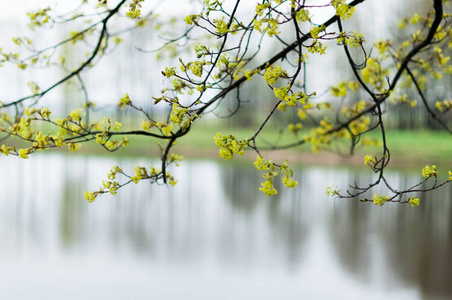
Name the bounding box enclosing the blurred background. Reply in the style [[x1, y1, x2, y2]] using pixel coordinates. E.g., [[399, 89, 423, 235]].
[[0, 1, 451, 299]]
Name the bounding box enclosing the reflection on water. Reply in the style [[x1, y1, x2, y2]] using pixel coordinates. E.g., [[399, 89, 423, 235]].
[[0, 154, 451, 299]]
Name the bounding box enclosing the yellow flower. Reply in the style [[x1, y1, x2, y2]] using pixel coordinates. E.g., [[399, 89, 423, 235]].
[[54, 136, 65, 147], [326, 185, 340, 196], [435, 101, 443, 111], [364, 155, 376, 166], [244, 69, 254, 81], [184, 14, 199, 25], [113, 122, 122, 131], [0, 145, 10, 156], [121, 137, 130, 147], [214, 133, 247, 160], [161, 123, 173, 136], [170, 104, 188, 125], [126, 9, 141, 19], [214, 18, 229, 34], [335, 4, 355, 20], [264, 65, 287, 85], [84, 191, 97, 203], [296, 9, 310, 22], [39, 108, 51, 119], [69, 143, 81, 152], [282, 177, 297, 188], [142, 120, 150, 131], [163, 67, 176, 78], [25, 107, 36, 117], [255, 3, 270, 16], [189, 61, 204, 77], [422, 165, 438, 178], [408, 196, 420, 207], [373, 193, 389, 206], [259, 179, 277, 196], [170, 153, 183, 166], [69, 109, 84, 122], [118, 94, 131, 110], [134, 166, 148, 180], [95, 134, 105, 145], [167, 172, 178, 186], [19, 148, 29, 159], [330, 83, 347, 97], [310, 25, 325, 39]]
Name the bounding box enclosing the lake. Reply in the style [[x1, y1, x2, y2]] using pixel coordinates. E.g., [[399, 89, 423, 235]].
[[0, 154, 451, 299]]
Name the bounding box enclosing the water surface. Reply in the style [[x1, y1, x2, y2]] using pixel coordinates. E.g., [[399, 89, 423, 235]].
[[0, 154, 451, 299]]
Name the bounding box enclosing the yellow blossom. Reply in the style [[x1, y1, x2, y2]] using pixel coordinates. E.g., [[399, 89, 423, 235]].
[[0, 145, 11, 156], [422, 165, 438, 178], [113, 122, 121, 130], [282, 177, 297, 188], [259, 179, 277, 196], [19, 149, 29, 159], [254, 155, 269, 171], [126, 9, 141, 19], [364, 155, 377, 166], [121, 137, 129, 147], [69, 109, 84, 122], [118, 94, 131, 109], [310, 25, 325, 39], [408, 196, 420, 207], [69, 143, 81, 152], [373, 194, 389, 206], [184, 14, 199, 25], [326, 185, 340, 196], [264, 65, 287, 85], [161, 123, 173, 136], [84, 191, 97, 203]]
